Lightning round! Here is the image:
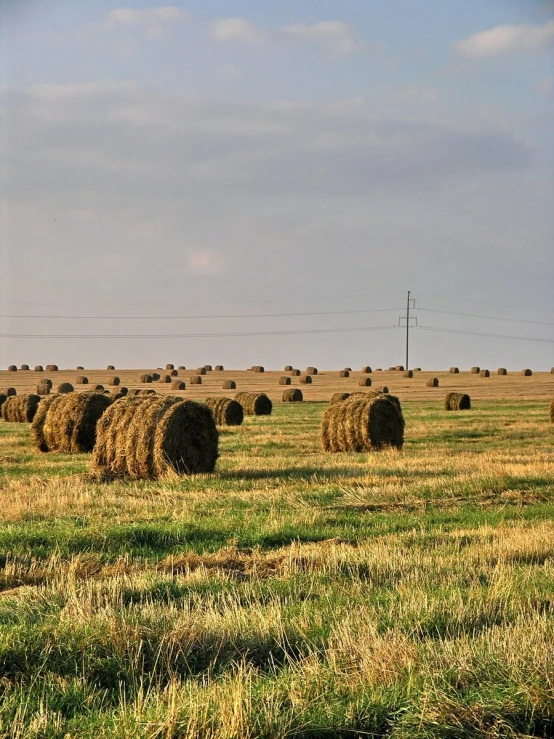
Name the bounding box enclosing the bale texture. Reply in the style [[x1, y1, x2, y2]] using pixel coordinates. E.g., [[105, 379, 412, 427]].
[[300, 376, 313, 384], [449, 367, 459, 374], [331, 392, 351, 405], [93, 396, 218, 479], [35, 391, 113, 453], [204, 365, 212, 372], [497, 368, 507, 375], [76, 376, 88, 385], [375, 385, 389, 394], [7, 365, 17, 372], [46, 365, 58, 371], [57, 383, 74, 394], [290, 369, 301, 376], [214, 365, 224, 371], [205, 397, 244, 426], [426, 378, 439, 387], [339, 370, 350, 378], [151, 373, 161, 381], [321, 394, 404, 453], [190, 376, 202, 385], [282, 388, 303, 402], [178, 366, 186, 370], [251, 366, 265, 373], [480, 370, 490, 378], [37, 379, 52, 396], [235, 392, 272, 416], [445, 392, 471, 411], [140, 374, 153, 383], [223, 380, 236, 390], [279, 376, 291, 385], [20, 364, 29, 371], [395, 365, 404, 372], [159, 375, 172, 384], [403, 371, 413, 378], [166, 364, 174, 370], [306, 367, 318, 375], [284, 365, 293, 372], [2, 394, 41, 423], [34, 365, 44, 372], [1, 387, 16, 397], [471, 366, 480, 374], [171, 380, 186, 390], [521, 369, 532, 377], [107, 365, 115, 370], [31, 395, 62, 452], [361, 366, 372, 374], [196, 367, 207, 376], [170, 370, 178, 377], [111, 392, 127, 402], [359, 377, 373, 387]]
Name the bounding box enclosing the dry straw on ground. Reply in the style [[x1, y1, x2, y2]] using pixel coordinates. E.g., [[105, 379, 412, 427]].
[[190, 376, 202, 385], [94, 396, 218, 479], [282, 388, 303, 402], [521, 369, 533, 376], [222, 380, 236, 390], [450, 367, 459, 374], [140, 374, 152, 383], [300, 376, 313, 384], [57, 383, 74, 394], [497, 368, 507, 375], [76, 376, 88, 385], [471, 366, 480, 374], [321, 392, 404, 453], [445, 392, 471, 411], [426, 378, 439, 387], [1, 394, 41, 423], [306, 367, 318, 375], [235, 392, 272, 416], [32, 391, 112, 453], [36, 379, 52, 396], [205, 397, 244, 426], [279, 377, 291, 385], [480, 369, 490, 378], [171, 380, 186, 390], [339, 370, 350, 378], [359, 377, 373, 386], [403, 371, 413, 378]]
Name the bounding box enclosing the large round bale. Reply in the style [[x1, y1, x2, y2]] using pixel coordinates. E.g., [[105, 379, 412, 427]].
[[1, 387, 16, 397], [321, 394, 404, 453], [344, 367, 352, 372], [57, 383, 74, 394], [31, 395, 62, 452], [361, 366, 372, 374], [235, 391, 272, 416], [550, 399, 554, 423], [107, 365, 115, 370], [426, 378, 439, 387], [339, 370, 350, 378], [521, 369, 532, 376], [449, 367, 459, 374], [196, 367, 207, 376], [395, 365, 404, 372], [34, 365, 44, 372], [36, 379, 52, 396], [11, 394, 41, 422], [1, 396, 19, 422], [387, 367, 395, 371], [140, 374, 153, 383], [111, 392, 127, 402], [470, 366, 480, 374], [290, 369, 301, 376], [497, 368, 507, 375], [279, 376, 291, 385], [331, 392, 351, 404], [166, 364, 174, 370], [142, 389, 156, 395], [414, 367, 422, 371], [171, 380, 186, 390], [204, 365, 212, 372], [94, 396, 218, 479], [359, 377, 373, 387], [7, 365, 17, 372], [445, 392, 471, 411], [284, 365, 293, 372], [223, 380, 236, 390], [190, 376, 202, 385], [403, 370, 413, 378], [76, 376, 88, 385], [306, 367, 318, 375], [300, 376, 313, 384], [205, 397, 243, 426], [46, 392, 112, 453], [151, 373, 161, 381], [251, 366, 265, 373], [283, 388, 303, 402], [159, 375, 172, 384], [20, 364, 30, 371], [480, 369, 490, 378]]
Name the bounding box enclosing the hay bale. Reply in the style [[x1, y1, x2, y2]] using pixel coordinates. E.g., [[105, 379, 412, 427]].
[[76, 376, 88, 385], [300, 376, 313, 384], [414, 368, 422, 371], [94, 384, 104, 391], [31, 395, 62, 451], [426, 378, 439, 387], [20, 364, 30, 371], [223, 380, 236, 390], [359, 377, 373, 387], [170, 369, 178, 377], [361, 366, 372, 373], [142, 389, 156, 395], [479, 369, 490, 378], [289, 369, 301, 376], [550, 398, 554, 423], [7, 365, 17, 372], [214, 365, 224, 371], [205, 397, 243, 426], [37, 379, 52, 396], [190, 376, 202, 385], [171, 380, 186, 390], [1, 396, 18, 422], [282, 388, 303, 402], [204, 365, 212, 372], [235, 391, 272, 416], [159, 375, 172, 384], [151, 373, 161, 381], [34, 365, 44, 372], [279, 376, 291, 385], [109, 377, 120, 386], [375, 368, 383, 372], [1, 387, 16, 397], [321, 393, 404, 453], [521, 369, 532, 377], [5, 394, 41, 422], [388, 367, 395, 371], [403, 370, 413, 378], [94, 396, 218, 479], [395, 365, 404, 372], [111, 392, 127, 401], [107, 365, 115, 370], [166, 364, 174, 370], [46, 365, 58, 371], [57, 383, 74, 394], [284, 365, 293, 372], [40, 391, 113, 453], [140, 374, 153, 383], [551, 368, 554, 374], [251, 365, 265, 373], [306, 367, 318, 375], [450, 367, 459, 374], [119, 387, 128, 396], [445, 392, 471, 411], [102, 390, 111, 395], [331, 392, 351, 404], [375, 385, 389, 394], [344, 367, 352, 372], [497, 368, 507, 375], [196, 367, 207, 376], [339, 370, 350, 378], [178, 366, 186, 370], [470, 366, 480, 374], [76, 366, 84, 370], [0, 394, 6, 413]]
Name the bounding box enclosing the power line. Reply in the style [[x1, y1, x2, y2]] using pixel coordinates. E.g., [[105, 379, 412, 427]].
[[418, 291, 554, 314], [417, 307, 554, 327], [417, 325, 554, 344]]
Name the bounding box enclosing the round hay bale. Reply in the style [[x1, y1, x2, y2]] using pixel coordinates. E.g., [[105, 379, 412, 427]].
[[388, 367, 395, 371], [306, 367, 318, 375], [375, 368, 383, 372], [0, 394, 6, 413], [3, 394, 41, 422], [339, 370, 350, 378], [395, 365, 404, 372], [142, 389, 156, 395], [128, 389, 141, 396], [7, 365, 17, 372], [1, 396, 18, 422], [196, 367, 207, 376], [102, 390, 111, 395], [359, 377, 373, 387], [110, 377, 120, 386], [254, 366, 265, 373], [94, 396, 151, 474], [223, 380, 236, 390], [361, 366, 372, 374], [403, 371, 413, 379], [445, 392, 471, 411], [331, 392, 351, 404], [45, 391, 113, 453], [497, 368, 507, 375], [279, 376, 291, 385], [190, 376, 202, 385], [57, 383, 74, 394], [20, 364, 30, 371], [282, 388, 303, 402], [426, 378, 439, 387], [140, 374, 153, 383], [344, 367, 352, 372], [413, 368, 422, 371], [178, 366, 186, 370], [449, 367, 459, 374], [284, 365, 293, 372], [118, 387, 128, 396], [204, 365, 212, 372], [235, 391, 272, 416], [300, 376, 312, 384], [171, 380, 186, 390], [1, 387, 16, 397], [166, 364, 174, 370], [551, 368, 554, 374], [31, 395, 62, 452], [107, 365, 115, 370], [170, 369, 178, 377], [479, 369, 490, 378], [290, 369, 301, 376], [111, 392, 126, 401], [36, 379, 52, 396], [214, 365, 224, 371], [46, 365, 58, 371], [205, 397, 243, 426], [34, 365, 44, 372], [76, 366, 84, 370], [470, 366, 480, 374], [375, 385, 389, 394], [521, 369, 532, 377], [94, 384, 104, 391], [151, 373, 161, 381], [321, 393, 404, 453], [159, 375, 172, 384], [76, 376, 88, 385]]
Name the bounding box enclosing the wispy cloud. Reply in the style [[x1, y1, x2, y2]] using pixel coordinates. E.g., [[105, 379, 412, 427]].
[[95, 6, 188, 39], [209, 17, 267, 45], [455, 19, 554, 57], [280, 21, 364, 56]]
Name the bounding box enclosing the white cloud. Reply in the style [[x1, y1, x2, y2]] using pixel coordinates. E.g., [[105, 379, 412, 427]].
[[280, 21, 362, 56], [210, 18, 267, 45], [96, 6, 188, 38], [455, 19, 554, 57]]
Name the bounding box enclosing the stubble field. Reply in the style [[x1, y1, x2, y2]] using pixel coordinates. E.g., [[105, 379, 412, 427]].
[[0, 366, 553, 738]]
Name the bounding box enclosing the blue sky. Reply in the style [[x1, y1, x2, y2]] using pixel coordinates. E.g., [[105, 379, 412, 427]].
[[1, 1, 553, 369]]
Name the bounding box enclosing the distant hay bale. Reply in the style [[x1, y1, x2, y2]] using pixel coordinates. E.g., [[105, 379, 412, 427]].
[[170, 369, 178, 377], [426, 378, 439, 387], [288, 369, 300, 377], [497, 368, 507, 375], [223, 380, 236, 390], [142, 389, 156, 395], [196, 367, 207, 376], [160, 375, 172, 384], [166, 364, 174, 370], [34, 365, 44, 372], [93, 396, 219, 479], [107, 365, 115, 370], [171, 380, 186, 390], [76, 366, 84, 370], [450, 367, 459, 374], [76, 376, 88, 385], [331, 392, 351, 404], [279, 376, 291, 385], [46, 365, 58, 372], [361, 366, 372, 373], [2, 394, 41, 423], [445, 392, 471, 411], [1, 387, 16, 397], [119, 387, 128, 396], [284, 365, 293, 372], [359, 377, 373, 386], [205, 397, 244, 426], [128, 389, 141, 396], [151, 373, 161, 381], [306, 367, 318, 375], [344, 367, 352, 372], [7, 365, 17, 372], [251, 366, 265, 373], [0, 394, 6, 412], [470, 366, 480, 374], [190, 376, 202, 385], [480, 369, 490, 378], [94, 384, 104, 391], [235, 391, 272, 416], [375, 385, 389, 394], [403, 371, 413, 378], [111, 392, 126, 402], [140, 374, 153, 383], [107, 377, 119, 387], [215, 365, 224, 371], [57, 383, 74, 394], [300, 376, 312, 384], [388, 367, 395, 371], [375, 368, 383, 372], [413, 368, 422, 371], [551, 368, 554, 374], [321, 393, 404, 453], [36, 379, 52, 396], [283, 388, 303, 402], [521, 369, 532, 376], [178, 366, 186, 370], [103, 390, 112, 395], [339, 370, 350, 378], [395, 365, 404, 372], [204, 365, 212, 371], [20, 364, 29, 371]]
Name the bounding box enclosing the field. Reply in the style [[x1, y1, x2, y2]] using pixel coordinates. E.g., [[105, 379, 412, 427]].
[[0, 367, 553, 738]]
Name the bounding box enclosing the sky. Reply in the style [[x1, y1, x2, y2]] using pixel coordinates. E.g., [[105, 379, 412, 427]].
[[1, 0, 553, 370]]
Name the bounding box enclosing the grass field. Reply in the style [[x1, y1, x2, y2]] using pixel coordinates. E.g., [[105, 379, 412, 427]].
[[0, 368, 553, 737]]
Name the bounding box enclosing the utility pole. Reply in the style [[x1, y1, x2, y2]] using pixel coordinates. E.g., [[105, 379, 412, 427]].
[[399, 292, 416, 370]]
